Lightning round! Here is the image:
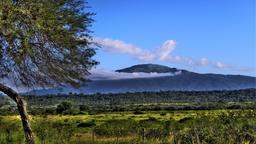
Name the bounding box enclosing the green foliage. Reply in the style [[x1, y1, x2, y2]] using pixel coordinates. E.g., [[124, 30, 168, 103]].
[[0, 0, 98, 86], [33, 121, 75, 144], [77, 120, 96, 128], [79, 105, 90, 112], [56, 101, 75, 114], [0, 118, 24, 143], [94, 119, 137, 136], [2, 110, 256, 143], [0, 89, 251, 115], [22, 89, 256, 107]]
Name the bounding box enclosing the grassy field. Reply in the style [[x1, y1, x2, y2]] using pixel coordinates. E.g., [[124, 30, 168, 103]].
[[1, 110, 256, 144], [1, 90, 256, 143]]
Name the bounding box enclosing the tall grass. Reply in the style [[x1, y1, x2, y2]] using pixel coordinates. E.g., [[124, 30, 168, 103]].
[[0, 110, 255, 144]]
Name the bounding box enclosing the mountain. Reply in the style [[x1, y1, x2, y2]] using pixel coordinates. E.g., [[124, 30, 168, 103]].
[[26, 64, 256, 95], [116, 64, 186, 73]]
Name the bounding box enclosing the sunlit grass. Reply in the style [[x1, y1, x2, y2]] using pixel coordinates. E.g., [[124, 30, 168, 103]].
[[0, 110, 256, 143]]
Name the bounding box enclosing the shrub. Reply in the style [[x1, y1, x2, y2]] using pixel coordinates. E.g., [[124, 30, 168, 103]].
[[77, 121, 96, 128], [79, 105, 90, 111], [133, 110, 144, 115], [94, 119, 137, 136], [160, 112, 167, 116], [178, 117, 193, 123], [56, 101, 74, 114]]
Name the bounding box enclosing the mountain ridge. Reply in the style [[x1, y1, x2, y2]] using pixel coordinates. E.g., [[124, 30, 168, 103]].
[[116, 64, 186, 73], [25, 64, 256, 95]]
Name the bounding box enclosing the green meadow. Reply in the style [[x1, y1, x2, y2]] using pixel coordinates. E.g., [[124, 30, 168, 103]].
[[1, 89, 256, 143], [1, 110, 256, 144]]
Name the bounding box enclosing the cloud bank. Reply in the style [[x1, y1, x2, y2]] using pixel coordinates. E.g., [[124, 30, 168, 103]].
[[93, 37, 228, 69], [93, 37, 176, 61], [89, 69, 181, 81]]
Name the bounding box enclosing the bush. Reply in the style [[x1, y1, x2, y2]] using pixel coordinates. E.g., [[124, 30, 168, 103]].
[[79, 105, 90, 111], [77, 121, 96, 128], [94, 119, 137, 136], [133, 110, 144, 115], [56, 101, 74, 114], [178, 117, 193, 123], [160, 112, 166, 116]]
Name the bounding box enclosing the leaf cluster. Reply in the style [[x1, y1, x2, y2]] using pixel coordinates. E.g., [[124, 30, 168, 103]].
[[0, 0, 98, 87]]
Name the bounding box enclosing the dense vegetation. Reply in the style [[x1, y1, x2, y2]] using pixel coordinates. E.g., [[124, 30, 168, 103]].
[[23, 89, 256, 106], [0, 110, 256, 144], [0, 89, 255, 143], [0, 89, 255, 115], [2, 88, 255, 114]]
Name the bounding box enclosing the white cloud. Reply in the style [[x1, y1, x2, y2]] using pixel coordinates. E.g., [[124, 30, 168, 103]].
[[93, 37, 176, 61], [199, 58, 209, 66], [93, 38, 142, 55], [93, 37, 234, 70], [89, 68, 182, 80], [215, 61, 226, 68], [158, 40, 176, 61]]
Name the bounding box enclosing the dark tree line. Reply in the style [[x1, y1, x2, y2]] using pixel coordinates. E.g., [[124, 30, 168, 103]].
[[20, 89, 256, 106]]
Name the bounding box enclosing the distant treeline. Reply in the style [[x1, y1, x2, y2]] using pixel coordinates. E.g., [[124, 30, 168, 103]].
[[0, 89, 256, 115], [21, 88, 256, 106]]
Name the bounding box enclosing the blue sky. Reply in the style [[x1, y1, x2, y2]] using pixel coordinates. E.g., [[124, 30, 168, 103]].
[[87, 0, 255, 76]]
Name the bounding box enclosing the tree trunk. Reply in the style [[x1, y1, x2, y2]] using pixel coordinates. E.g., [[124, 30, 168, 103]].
[[0, 83, 35, 144]]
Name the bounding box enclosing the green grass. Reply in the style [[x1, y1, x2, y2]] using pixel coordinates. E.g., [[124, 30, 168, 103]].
[[0, 110, 256, 144]]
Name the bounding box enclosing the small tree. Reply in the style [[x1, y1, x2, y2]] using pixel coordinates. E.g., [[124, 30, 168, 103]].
[[56, 101, 74, 114], [0, 0, 98, 143]]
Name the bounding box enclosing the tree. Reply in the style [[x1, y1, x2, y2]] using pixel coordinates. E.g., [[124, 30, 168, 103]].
[[56, 101, 74, 114], [0, 0, 98, 143]]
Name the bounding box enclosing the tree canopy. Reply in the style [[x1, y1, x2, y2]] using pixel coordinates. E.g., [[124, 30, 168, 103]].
[[0, 0, 98, 87]]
